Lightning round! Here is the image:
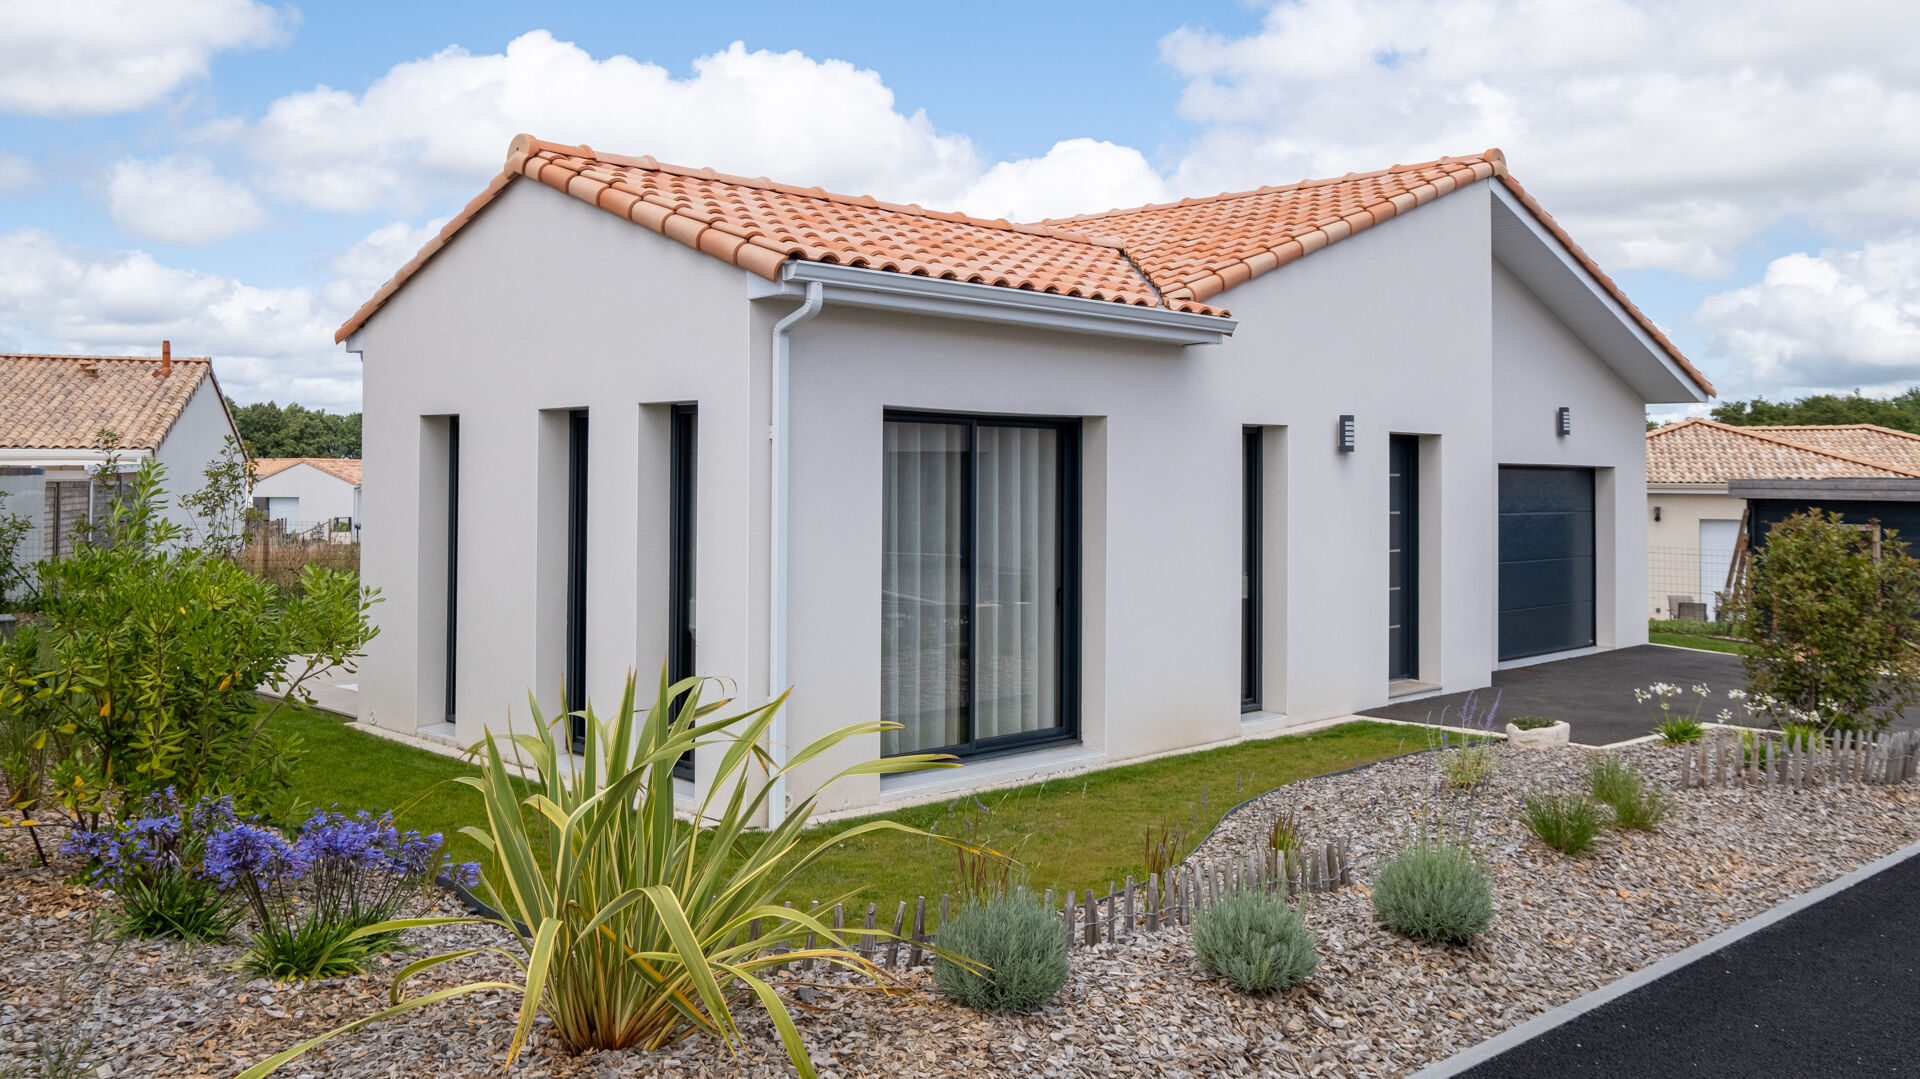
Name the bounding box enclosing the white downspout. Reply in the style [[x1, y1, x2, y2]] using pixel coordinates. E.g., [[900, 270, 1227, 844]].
[[767, 280, 824, 828]]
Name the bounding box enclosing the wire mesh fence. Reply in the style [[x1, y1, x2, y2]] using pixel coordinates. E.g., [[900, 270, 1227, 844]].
[[240, 519, 360, 592], [1649, 543, 1742, 621]]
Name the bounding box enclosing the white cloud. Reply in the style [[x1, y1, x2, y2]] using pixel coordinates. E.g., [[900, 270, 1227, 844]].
[[249, 33, 984, 215], [108, 155, 268, 244], [954, 139, 1169, 222], [0, 153, 31, 195], [0, 227, 360, 408], [0, 0, 291, 116], [1159, 0, 1920, 276], [1694, 235, 1920, 397], [319, 216, 449, 313]]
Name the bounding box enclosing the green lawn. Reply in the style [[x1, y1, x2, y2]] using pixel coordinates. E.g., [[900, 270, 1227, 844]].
[[269, 702, 1427, 906], [1650, 631, 1751, 655]]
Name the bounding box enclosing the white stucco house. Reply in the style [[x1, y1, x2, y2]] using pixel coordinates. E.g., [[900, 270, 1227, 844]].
[[337, 134, 1714, 820], [1646, 419, 1920, 619], [0, 347, 242, 579], [251, 457, 363, 541]]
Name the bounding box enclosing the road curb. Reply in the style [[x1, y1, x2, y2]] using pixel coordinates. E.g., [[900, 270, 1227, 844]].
[[1404, 833, 1920, 1078]]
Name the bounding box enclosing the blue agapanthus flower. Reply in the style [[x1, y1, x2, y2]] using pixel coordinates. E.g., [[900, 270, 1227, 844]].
[[205, 822, 303, 888]]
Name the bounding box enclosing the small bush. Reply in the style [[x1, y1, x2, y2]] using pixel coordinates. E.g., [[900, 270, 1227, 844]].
[[1440, 743, 1499, 789], [1779, 722, 1821, 752], [1655, 716, 1706, 744], [1509, 716, 1556, 731], [1521, 792, 1603, 855], [1587, 756, 1667, 832], [61, 790, 242, 942], [1371, 840, 1492, 945], [1191, 891, 1319, 993], [934, 891, 1070, 1013]]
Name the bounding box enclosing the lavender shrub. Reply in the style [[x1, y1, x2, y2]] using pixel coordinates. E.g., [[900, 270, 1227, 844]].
[[205, 808, 476, 980]]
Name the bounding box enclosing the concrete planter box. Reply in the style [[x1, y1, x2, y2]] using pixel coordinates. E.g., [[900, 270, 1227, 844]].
[[1505, 720, 1571, 748]]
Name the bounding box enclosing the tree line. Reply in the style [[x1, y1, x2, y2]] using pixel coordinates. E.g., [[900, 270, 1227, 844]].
[[1697, 389, 1920, 434], [228, 399, 361, 458]]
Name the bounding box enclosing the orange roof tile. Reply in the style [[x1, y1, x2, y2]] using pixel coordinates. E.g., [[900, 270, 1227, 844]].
[[334, 136, 1711, 399], [1647, 419, 1920, 484], [1742, 425, 1920, 475], [254, 457, 362, 485], [0, 353, 215, 451]]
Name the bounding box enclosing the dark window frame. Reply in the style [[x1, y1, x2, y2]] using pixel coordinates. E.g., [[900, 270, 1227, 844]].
[[566, 409, 589, 751], [668, 404, 698, 780], [881, 409, 1081, 760], [446, 415, 460, 724], [1389, 434, 1420, 681], [1241, 426, 1262, 712]]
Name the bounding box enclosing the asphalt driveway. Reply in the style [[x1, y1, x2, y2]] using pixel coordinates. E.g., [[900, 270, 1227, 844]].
[[1364, 645, 1746, 746]]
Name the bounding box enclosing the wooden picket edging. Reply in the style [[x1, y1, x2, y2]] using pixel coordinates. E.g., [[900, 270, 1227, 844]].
[[765, 838, 1352, 971], [1678, 728, 1920, 791]]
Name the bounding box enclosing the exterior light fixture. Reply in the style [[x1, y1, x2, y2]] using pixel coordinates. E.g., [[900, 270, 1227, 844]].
[[1337, 414, 1356, 453], [1557, 406, 1572, 437], [1653, 505, 1662, 522]]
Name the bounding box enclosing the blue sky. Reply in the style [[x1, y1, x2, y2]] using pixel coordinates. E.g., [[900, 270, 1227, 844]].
[[3, 1, 1917, 415]]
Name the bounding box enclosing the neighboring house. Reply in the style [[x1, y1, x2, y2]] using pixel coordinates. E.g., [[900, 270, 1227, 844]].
[[337, 134, 1712, 821], [1646, 419, 1920, 619], [252, 457, 363, 541], [0, 347, 242, 571]]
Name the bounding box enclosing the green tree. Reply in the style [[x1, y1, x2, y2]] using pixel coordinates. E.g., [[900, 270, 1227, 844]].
[[1722, 510, 1920, 731], [1711, 391, 1920, 434], [228, 400, 362, 458]]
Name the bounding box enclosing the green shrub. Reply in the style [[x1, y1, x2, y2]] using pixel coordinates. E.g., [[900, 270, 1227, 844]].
[[0, 453, 378, 832], [1779, 722, 1821, 752], [1587, 756, 1667, 832], [934, 890, 1070, 1012], [1508, 716, 1556, 732], [1371, 839, 1492, 945], [1267, 805, 1304, 859], [1722, 510, 1920, 731], [1191, 891, 1319, 993], [1521, 792, 1603, 855], [237, 669, 960, 1078], [1655, 716, 1706, 744], [1440, 743, 1499, 789]]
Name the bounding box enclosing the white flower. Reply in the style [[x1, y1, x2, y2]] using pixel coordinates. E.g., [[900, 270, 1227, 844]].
[[1633, 689, 1650, 703], [1718, 709, 1734, 722], [1692, 684, 1710, 696], [1726, 689, 1749, 701]]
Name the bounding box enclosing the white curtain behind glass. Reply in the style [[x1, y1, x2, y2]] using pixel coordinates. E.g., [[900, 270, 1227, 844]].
[[881, 422, 969, 755], [974, 426, 1058, 741]]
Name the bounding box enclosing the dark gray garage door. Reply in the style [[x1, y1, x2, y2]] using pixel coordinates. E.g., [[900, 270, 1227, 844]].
[[1498, 467, 1595, 661]]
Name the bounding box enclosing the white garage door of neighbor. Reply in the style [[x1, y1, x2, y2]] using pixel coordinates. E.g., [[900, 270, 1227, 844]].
[[266, 496, 300, 523], [1698, 519, 1742, 619]]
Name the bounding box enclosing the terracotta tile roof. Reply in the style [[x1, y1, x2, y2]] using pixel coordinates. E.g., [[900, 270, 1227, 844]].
[[1049, 150, 1710, 396], [334, 136, 1712, 400], [254, 457, 362, 485], [1647, 418, 1920, 484], [0, 353, 214, 451], [1743, 425, 1920, 475]]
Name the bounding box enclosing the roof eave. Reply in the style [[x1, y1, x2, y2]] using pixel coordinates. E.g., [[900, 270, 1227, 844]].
[[756, 261, 1236, 346], [1490, 183, 1711, 404]]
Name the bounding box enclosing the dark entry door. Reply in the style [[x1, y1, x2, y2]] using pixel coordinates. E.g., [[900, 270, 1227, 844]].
[[1388, 435, 1418, 681], [1498, 467, 1595, 661]]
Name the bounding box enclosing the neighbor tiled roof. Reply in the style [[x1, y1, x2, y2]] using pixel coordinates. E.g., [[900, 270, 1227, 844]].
[[333, 136, 1711, 398], [0, 353, 214, 450], [255, 457, 362, 485], [1647, 418, 1920, 484], [1743, 425, 1920, 475]]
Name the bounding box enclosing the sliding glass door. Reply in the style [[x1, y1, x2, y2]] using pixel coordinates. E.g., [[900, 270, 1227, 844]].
[[881, 413, 1078, 758]]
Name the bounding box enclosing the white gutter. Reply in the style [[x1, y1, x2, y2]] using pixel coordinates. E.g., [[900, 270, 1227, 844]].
[[749, 261, 1236, 345], [765, 280, 824, 829], [0, 447, 155, 470]]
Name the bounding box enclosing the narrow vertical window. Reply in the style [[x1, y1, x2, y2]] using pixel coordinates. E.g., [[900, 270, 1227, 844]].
[[446, 415, 460, 724], [1241, 427, 1261, 711], [881, 413, 1078, 758], [669, 404, 698, 779], [1388, 434, 1419, 681], [567, 409, 589, 750]]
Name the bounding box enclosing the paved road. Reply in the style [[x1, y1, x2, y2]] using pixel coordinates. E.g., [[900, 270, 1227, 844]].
[[1452, 851, 1920, 1078]]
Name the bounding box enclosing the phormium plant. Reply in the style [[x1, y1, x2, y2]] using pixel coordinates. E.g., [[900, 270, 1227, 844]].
[[238, 668, 967, 1079], [933, 890, 1070, 1012], [1191, 891, 1319, 993]]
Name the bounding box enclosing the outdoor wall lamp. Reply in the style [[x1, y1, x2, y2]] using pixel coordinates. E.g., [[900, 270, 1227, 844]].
[[1337, 414, 1356, 453], [1653, 505, 1662, 522], [1557, 406, 1572, 436]]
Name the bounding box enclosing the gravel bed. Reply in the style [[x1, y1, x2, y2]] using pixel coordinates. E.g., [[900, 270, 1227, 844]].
[[5, 741, 1919, 1078]]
